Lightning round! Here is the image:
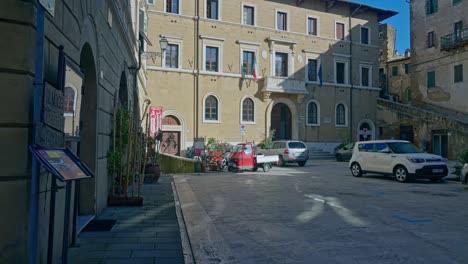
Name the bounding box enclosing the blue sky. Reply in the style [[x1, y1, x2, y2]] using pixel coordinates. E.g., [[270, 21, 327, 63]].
[[351, 0, 410, 54]]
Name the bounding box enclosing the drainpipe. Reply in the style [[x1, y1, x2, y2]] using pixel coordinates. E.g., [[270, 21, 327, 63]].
[[194, 0, 200, 138], [29, 4, 45, 264], [349, 4, 361, 142]]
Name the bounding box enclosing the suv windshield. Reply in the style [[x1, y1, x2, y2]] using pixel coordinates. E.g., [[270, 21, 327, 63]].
[[233, 145, 244, 153], [387, 142, 422, 154], [288, 142, 306, 149]]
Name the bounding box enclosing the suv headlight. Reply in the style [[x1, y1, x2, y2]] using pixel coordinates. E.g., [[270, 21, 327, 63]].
[[463, 164, 468, 169], [406, 157, 425, 163]]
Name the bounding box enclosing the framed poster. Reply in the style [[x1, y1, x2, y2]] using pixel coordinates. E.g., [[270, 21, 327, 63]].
[[30, 147, 94, 181]]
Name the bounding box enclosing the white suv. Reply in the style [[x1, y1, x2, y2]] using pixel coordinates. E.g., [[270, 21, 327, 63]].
[[349, 140, 448, 183]]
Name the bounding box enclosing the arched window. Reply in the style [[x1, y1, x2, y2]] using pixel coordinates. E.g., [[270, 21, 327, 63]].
[[307, 101, 319, 125], [204, 95, 218, 121], [242, 98, 254, 122], [336, 103, 346, 126], [64, 86, 76, 114]]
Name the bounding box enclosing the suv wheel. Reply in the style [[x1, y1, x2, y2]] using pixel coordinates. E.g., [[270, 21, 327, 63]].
[[394, 166, 409, 183], [351, 163, 362, 177]]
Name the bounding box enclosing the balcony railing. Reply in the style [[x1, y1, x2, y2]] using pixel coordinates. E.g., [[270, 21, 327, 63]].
[[263, 76, 307, 94], [440, 28, 468, 51]]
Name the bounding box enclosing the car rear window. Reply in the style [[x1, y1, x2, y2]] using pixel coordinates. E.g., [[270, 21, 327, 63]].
[[288, 142, 306, 149]]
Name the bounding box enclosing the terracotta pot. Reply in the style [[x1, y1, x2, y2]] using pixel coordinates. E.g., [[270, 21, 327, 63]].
[[144, 164, 161, 183]]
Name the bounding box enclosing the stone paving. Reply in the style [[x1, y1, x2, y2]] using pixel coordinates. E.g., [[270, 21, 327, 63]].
[[69, 176, 184, 264]]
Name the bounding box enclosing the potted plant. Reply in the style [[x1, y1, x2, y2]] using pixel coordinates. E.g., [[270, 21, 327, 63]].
[[144, 130, 163, 183]]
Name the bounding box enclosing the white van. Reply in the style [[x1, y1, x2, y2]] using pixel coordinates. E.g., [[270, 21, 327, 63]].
[[349, 140, 448, 183]]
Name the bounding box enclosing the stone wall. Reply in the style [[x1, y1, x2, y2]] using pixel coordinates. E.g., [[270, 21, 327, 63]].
[[0, 0, 139, 262]]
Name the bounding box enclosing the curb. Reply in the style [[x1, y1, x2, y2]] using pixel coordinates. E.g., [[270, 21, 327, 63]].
[[172, 181, 196, 264]]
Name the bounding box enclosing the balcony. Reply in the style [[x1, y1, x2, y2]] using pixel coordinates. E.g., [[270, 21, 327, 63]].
[[262, 76, 307, 102], [440, 28, 468, 51]]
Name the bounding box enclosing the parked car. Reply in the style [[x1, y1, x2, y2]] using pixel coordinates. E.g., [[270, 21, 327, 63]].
[[461, 163, 468, 184], [260, 140, 309, 166], [335, 142, 355, 162], [349, 140, 448, 183]]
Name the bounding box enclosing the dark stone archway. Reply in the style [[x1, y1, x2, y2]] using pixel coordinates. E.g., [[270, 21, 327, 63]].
[[78, 42, 97, 215], [271, 103, 292, 140]]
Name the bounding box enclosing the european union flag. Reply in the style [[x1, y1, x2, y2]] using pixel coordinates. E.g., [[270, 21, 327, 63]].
[[318, 63, 323, 87]]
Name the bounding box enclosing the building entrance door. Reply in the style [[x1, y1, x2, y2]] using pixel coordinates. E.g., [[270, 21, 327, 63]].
[[271, 103, 291, 140], [432, 133, 448, 158], [161, 115, 181, 156]]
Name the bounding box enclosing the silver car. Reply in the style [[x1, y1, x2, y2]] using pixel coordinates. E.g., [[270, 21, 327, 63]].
[[461, 163, 468, 184], [262, 140, 309, 167]]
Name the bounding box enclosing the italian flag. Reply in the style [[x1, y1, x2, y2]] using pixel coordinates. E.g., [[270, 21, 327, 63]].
[[252, 55, 258, 81]]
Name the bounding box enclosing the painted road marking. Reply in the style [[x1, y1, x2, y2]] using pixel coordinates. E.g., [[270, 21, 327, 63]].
[[393, 215, 432, 223]]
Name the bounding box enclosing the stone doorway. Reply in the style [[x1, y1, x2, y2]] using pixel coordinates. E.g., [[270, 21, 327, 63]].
[[271, 103, 292, 140]]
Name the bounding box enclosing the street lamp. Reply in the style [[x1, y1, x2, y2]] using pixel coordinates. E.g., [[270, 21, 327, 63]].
[[141, 36, 169, 66]]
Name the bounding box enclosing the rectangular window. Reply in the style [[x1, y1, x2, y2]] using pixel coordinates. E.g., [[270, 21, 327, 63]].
[[455, 21, 463, 39], [205, 46, 219, 72], [307, 17, 317, 36], [147, 0, 154, 5], [307, 59, 317, 82], [243, 5, 254, 25], [165, 44, 179, 68], [207, 0, 219, 20], [277, 12, 287, 31], [426, 0, 438, 15], [427, 71, 436, 88], [275, 52, 288, 77], [166, 0, 179, 14], [242, 51, 255, 75], [392, 66, 398, 77], [336, 22, 345, 40], [361, 27, 369, 45], [453, 0, 462, 5], [336, 62, 345, 84], [427, 31, 435, 48], [404, 64, 410, 74], [361, 66, 370, 87], [454, 64, 463, 83]]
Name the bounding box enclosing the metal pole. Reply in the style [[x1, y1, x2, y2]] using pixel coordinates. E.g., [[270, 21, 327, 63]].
[[61, 182, 72, 264], [29, 4, 45, 264], [46, 177, 57, 264]]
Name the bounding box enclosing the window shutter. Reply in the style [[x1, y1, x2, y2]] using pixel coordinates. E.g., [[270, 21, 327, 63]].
[[426, 0, 431, 15], [434, 0, 438, 12]]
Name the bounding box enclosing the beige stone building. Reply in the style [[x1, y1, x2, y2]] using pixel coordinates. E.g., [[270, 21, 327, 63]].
[[377, 0, 468, 159], [0, 0, 145, 262], [145, 0, 397, 155]]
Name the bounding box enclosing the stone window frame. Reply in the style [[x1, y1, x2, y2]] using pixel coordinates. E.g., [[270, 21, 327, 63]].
[[275, 8, 289, 32], [359, 64, 372, 87], [335, 20, 347, 40], [161, 35, 183, 69], [240, 96, 256, 124], [334, 58, 349, 85], [306, 15, 320, 36], [335, 102, 349, 128], [360, 26, 371, 45], [164, 0, 181, 15], [241, 2, 256, 26], [205, 0, 222, 21], [201, 36, 225, 73], [203, 93, 221, 123], [306, 99, 320, 127]]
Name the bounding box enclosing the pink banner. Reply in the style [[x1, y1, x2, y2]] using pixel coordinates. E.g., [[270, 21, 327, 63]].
[[149, 106, 163, 138]]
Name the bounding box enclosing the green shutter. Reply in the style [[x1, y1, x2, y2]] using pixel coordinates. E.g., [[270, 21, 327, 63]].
[[427, 71, 435, 88], [407, 89, 412, 102], [426, 0, 431, 15], [434, 0, 438, 12], [455, 64, 463, 83], [453, 0, 461, 4]]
